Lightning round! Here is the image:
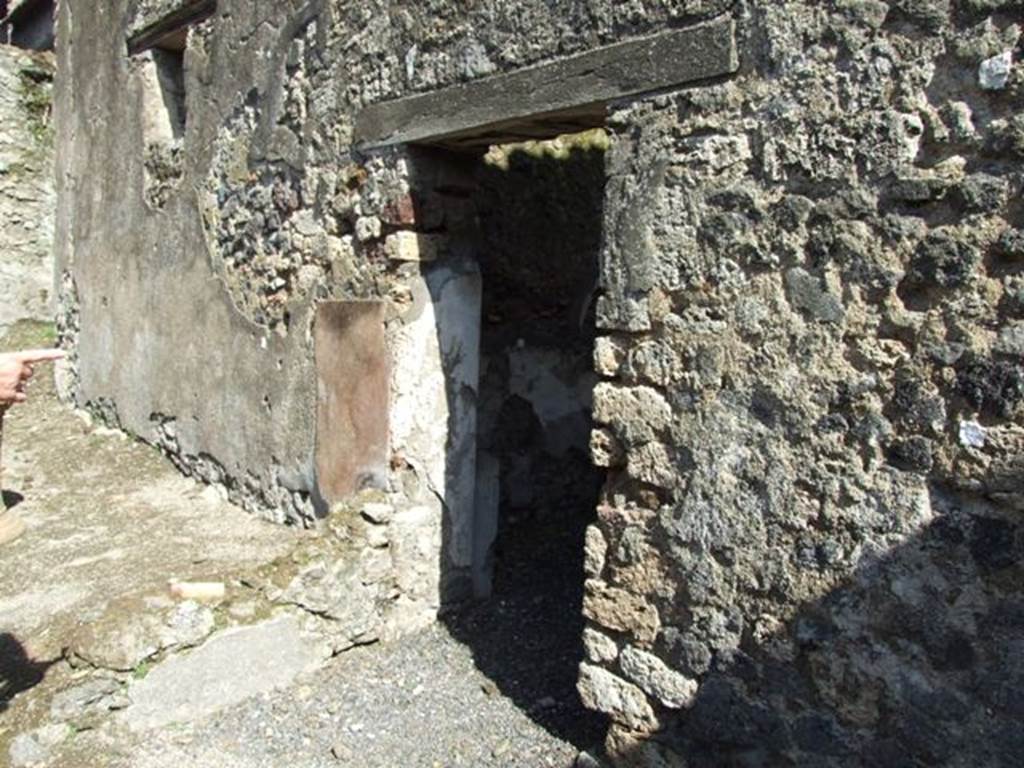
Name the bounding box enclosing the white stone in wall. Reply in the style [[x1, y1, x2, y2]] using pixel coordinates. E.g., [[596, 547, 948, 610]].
[[979, 51, 1013, 90], [384, 231, 445, 262], [619, 646, 699, 710], [577, 663, 659, 733], [958, 420, 987, 449], [355, 216, 382, 242], [583, 524, 608, 578], [626, 441, 675, 488], [583, 627, 619, 664], [594, 336, 624, 377], [592, 383, 673, 444]]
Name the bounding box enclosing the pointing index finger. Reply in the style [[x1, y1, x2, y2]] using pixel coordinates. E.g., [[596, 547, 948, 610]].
[[14, 349, 66, 364]]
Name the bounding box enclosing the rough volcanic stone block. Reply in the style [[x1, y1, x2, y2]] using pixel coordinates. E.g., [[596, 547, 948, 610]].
[[577, 663, 658, 733]]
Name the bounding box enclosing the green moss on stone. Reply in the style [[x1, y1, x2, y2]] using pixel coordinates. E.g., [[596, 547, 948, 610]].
[[484, 128, 610, 171], [17, 65, 54, 152]]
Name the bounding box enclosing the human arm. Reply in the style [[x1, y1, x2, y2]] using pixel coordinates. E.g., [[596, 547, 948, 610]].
[[0, 349, 66, 406]]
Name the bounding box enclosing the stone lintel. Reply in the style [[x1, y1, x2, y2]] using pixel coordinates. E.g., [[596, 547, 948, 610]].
[[126, 0, 215, 55], [354, 16, 738, 151]]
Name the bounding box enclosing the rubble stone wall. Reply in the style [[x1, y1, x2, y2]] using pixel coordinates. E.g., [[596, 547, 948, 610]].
[[584, 2, 1024, 765], [56, 0, 1024, 764], [0, 43, 54, 334]]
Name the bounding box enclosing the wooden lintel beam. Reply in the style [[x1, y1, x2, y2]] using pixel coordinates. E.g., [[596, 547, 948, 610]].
[[127, 0, 215, 55], [354, 16, 738, 151]]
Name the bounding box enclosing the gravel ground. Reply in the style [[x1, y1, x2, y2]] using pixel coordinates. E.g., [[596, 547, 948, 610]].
[[444, 505, 609, 753], [56, 619, 597, 768]]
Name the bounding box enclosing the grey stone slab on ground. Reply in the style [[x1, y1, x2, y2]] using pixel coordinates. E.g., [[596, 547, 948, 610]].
[[125, 614, 325, 732], [9, 724, 71, 768], [58, 623, 584, 768]]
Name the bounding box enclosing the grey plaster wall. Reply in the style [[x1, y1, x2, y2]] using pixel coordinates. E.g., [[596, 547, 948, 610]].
[[55, 0, 323, 522]]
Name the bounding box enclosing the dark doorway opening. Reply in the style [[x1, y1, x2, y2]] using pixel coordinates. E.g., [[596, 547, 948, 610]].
[[443, 130, 610, 750]]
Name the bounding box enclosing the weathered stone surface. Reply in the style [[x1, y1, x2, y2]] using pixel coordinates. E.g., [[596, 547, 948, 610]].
[[384, 231, 446, 262], [125, 614, 325, 731], [280, 561, 381, 646], [0, 44, 54, 333], [979, 51, 1013, 90], [959, 420, 987, 449], [995, 322, 1024, 357], [784, 268, 844, 324], [626, 441, 675, 488], [591, 427, 626, 468], [378, 519, 440, 637], [355, 19, 739, 149], [583, 580, 660, 645], [583, 627, 619, 664], [583, 3, 1024, 763], [162, 599, 217, 648], [8, 724, 70, 768], [577, 663, 658, 733], [592, 384, 672, 445], [619, 646, 698, 709], [360, 502, 394, 525], [50, 677, 129, 728], [594, 337, 625, 377], [385, 503, 443, 631], [583, 525, 608, 578], [604, 725, 683, 768], [69, 596, 216, 672]]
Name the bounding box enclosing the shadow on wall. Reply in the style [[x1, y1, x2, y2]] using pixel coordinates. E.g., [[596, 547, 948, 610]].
[[0, 633, 57, 713], [603, 482, 1024, 767], [396, 141, 611, 750]]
